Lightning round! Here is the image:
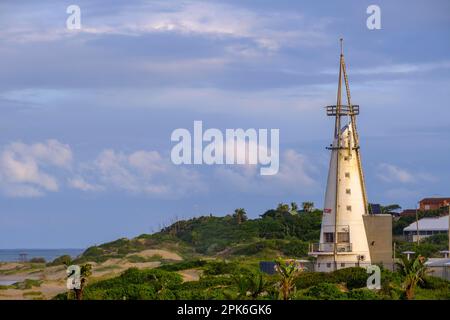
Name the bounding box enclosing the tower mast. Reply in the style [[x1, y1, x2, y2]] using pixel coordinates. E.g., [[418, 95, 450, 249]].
[[340, 40, 369, 215]]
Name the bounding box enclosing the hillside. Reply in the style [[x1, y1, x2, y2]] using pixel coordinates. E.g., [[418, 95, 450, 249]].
[[74, 204, 449, 264], [75, 205, 323, 264], [2, 203, 449, 300]]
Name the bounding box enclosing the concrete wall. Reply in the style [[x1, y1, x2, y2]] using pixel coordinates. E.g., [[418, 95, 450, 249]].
[[363, 214, 392, 266]]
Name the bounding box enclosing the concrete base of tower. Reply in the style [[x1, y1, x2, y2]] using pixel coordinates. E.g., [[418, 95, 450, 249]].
[[309, 254, 372, 272]]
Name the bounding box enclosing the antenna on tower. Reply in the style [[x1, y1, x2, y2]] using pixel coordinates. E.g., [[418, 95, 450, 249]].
[[340, 38, 344, 56]]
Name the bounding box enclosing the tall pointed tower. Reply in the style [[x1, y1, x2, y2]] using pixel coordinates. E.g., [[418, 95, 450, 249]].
[[309, 39, 372, 271]]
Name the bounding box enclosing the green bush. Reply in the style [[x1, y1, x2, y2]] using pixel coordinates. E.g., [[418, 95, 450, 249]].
[[81, 267, 183, 300], [203, 261, 239, 275], [305, 283, 346, 300], [347, 288, 380, 300], [295, 272, 329, 289], [157, 259, 206, 272], [420, 276, 450, 290], [12, 279, 42, 290], [331, 267, 368, 289], [47, 255, 72, 266]]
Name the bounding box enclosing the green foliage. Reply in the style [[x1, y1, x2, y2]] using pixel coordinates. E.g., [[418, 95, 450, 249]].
[[157, 259, 206, 272], [232, 270, 268, 299], [397, 255, 428, 299], [347, 288, 380, 300], [82, 268, 183, 300], [203, 260, 239, 276], [295, 267, 368, 290], [11, 279, 42, 290], [275, 258, 303, 300], [420, 275, 450, 290], [396, 234, 449, 258], [29, 257, 46, 263], [305, 283, 346, 300], [331, 267, 368, 290], [47, 255, 72, 266]]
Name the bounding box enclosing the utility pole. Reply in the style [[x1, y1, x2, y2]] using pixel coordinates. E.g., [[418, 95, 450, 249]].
[[415, 203, 420, 245]]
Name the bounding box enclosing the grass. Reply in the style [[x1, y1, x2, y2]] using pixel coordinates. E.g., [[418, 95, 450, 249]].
[[94, 264, 122, 272]]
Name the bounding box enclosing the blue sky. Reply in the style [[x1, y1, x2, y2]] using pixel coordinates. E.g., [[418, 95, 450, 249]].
[[0, 0, 449, 248]]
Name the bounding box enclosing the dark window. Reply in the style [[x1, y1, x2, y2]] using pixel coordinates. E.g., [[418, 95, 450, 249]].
[[324, 232, 334, 243]]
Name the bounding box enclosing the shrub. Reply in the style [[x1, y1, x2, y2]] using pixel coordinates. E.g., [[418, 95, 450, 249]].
[[420, 276, 450, 290], [12, 279, 42, 290], [157, 260, 206, 272], [331, 267, 367, 289], [47, 255, 72, 266], [29, 257, 46, 263], [295, 272, 329, 289], [305, 283, 346, 300], [347, 288, 380, 300], [203, 261, 239, 275], [82, 268, 183, 300]]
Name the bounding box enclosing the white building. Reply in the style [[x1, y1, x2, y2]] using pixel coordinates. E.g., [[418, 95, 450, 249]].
[[308, 40, 392, 272], [403, 215, 449, 242]]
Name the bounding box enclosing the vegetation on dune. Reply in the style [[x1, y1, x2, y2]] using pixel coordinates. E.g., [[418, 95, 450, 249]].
[[53, 259, 450, 300], [395, 234, 449, 258], [275, 258, 303, 300], [397, 255, 428, 300], [70, 203, 446, 264], [46, 202, 450, 301], [72, 204, 322, 264]]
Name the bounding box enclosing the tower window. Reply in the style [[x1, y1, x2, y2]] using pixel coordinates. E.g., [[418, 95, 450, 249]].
[[346, 205, 352, 211], [346, 188, 351, 194], [338, 232, 350, 243], [326, 263, 332, 268], [324, 232, 334, 243], [345, 172, 350, 178], [344, 156, 349, 161]]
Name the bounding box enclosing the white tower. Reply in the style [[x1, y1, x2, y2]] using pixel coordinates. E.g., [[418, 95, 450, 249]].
[[309, 39, 371, 272]]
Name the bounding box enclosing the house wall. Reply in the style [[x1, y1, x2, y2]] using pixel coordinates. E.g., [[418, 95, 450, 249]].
[[363, 214, 392, 265]]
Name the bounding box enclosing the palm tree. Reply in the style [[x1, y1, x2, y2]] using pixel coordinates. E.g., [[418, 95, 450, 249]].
[[381, 204, 402, 215], [276, 203, 290, 213], [233, 271, 267, 299], [233, 208, 247, 225], [396, 255, 428, 300], [301, 202, 314, 212], [275, 258, 303, 300], [290, 202, 299, 214]]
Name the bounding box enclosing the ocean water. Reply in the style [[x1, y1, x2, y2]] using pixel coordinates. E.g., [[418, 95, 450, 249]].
[[0, 249, 84, 263]]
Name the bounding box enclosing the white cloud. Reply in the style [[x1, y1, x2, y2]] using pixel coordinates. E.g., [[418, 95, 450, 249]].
[[0, 140, 72, 197], [321, 61, 450, 76], [86, 149, 205, 198], [0, 1, 330, 52], [215, 149, 318, 195], [68, 176, 103, 192], [376, 163, 436, 184]]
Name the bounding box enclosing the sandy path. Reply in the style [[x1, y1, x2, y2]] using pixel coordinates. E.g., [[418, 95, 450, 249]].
[[178, 269, 202, 282]]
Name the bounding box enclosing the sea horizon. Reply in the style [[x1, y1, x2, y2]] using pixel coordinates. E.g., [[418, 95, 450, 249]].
[[0, 248, 85, 263]]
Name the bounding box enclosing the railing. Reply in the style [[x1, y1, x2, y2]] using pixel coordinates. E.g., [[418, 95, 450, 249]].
[[326, 105, 359, 116], [310, 242, 352, 253]]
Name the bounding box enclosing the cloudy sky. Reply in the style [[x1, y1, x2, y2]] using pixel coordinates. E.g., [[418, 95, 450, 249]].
[[0, 0, 449, 248]]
